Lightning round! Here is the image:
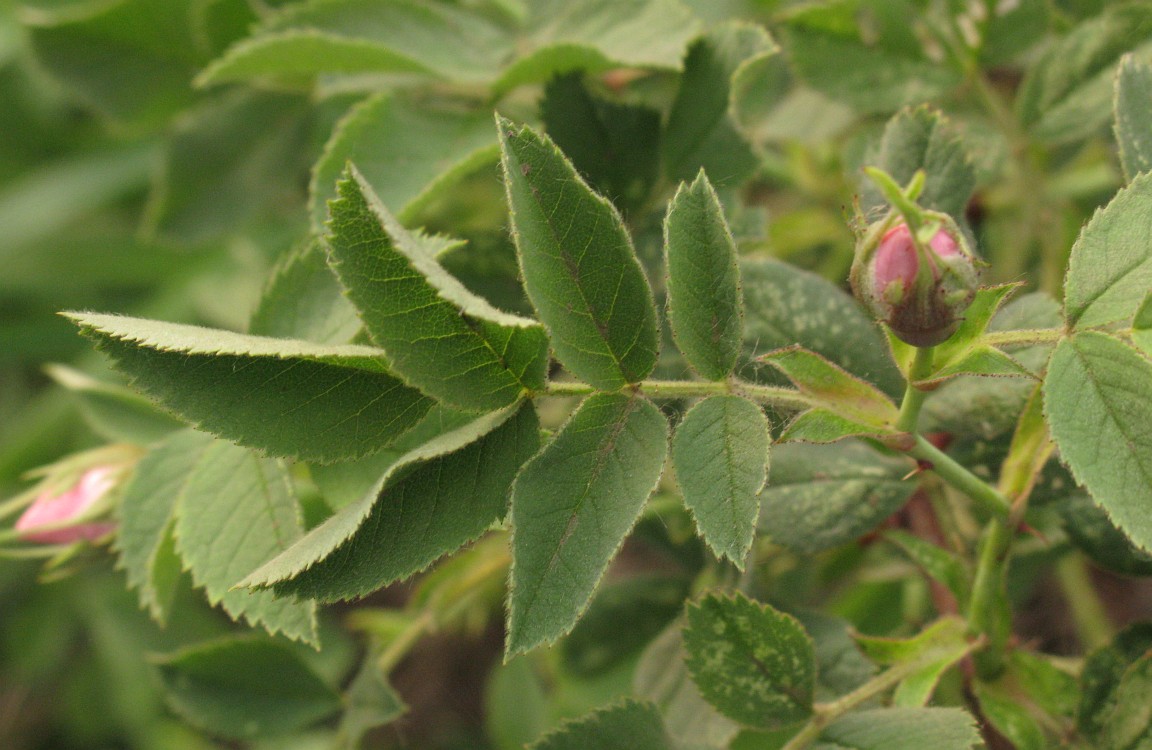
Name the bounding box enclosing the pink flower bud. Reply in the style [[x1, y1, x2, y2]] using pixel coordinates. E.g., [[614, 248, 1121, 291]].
[[850, 218, 979, 346], [15, 466, 118, 544]]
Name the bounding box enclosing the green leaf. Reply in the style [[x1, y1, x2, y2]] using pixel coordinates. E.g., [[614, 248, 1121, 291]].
[[562, 575, 688, 677], [528, 699, 672, 750], [68, 312, 432, 463], [912, 285, 1033, 386], [153, 637, 341, 740], [1115, 54, 1152, 182], [1080, 624, 1152, 739], [1017, 4, 1152, 144], [672, 395, 768, 567], [335, 655, 405, 749], [683, 592, 815, 729], [779, 0, 962, 114], [493, 0, 702, 93], [663, 22, 774, 183], [813, 707, 980, 750], [540, 73, 661, 215], [173, 438, 317, 644], [759, 440, 915, 554], [242, 403, 539, 602], [310, 93, 499, 233], [44, 364, 185, 444], [860, 106, 976, 221], [117, 429, 214, 624], [143, 90, 312, 243], [976, 650, 1079, 750], [739, 258, 904, 399], [1060, 493, 1152, 577], [884, 530, 970, 608], [1044, 332, 1152, 550], [498, 116, 659, 390], [855, 617, 971, 707], [1100, 654, 1152, 750], [1134, 290, 1152, 356], [248, 240, 361, 345], [634, 622, 741, 750], [664, 171, 744, 380], [1064, 171, 1152, 330], [196, 0, 511, 87], [761, 346, 899, 441], [507, 393, 668, 656], [326, 165, 548, 410]]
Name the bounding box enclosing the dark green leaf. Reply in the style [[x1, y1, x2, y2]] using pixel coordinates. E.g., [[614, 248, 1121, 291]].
[[68, 312, 432, 463], [248, 240, 361, 345], [498, 116, 659, 390], [528, 699, 672, 750], [672, 395, 768, 566], [1115, 54, 1152, 182], [507, 393, 668, 656], [1017, 4, 1152, 144], [1064, 170, 1152, 331], [1100, 655, 1152, 749], [663, 22, 774, 183], [779, 1, 962, 114], [540, 73, 661, 214], [153, 637, 341, 740], [684, 592, 815, 729], [327, 166, 548, 410], [310, 93, 498, 233], [665, 171, 744, 380], [173, 438, 317, 643], [884, 530, 970, 607], [1060, 493, 1152, 576], [244, 403, 539, 602], [739, 258, 904, 398], [860, 106, 976, 221], [1044, 332, 1152, 550], [759, 440, 915, 554], [813, 707, 980, 750], [1080, 624, 1152, 739]]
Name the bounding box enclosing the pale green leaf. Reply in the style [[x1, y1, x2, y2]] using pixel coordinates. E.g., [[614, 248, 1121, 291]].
[[174, 439, 317, 644], [335, 655, 405, 749], [683, 592, 815, 729], [634, 622, 741, 750], [153, 637, 341, 740], [855, 618, 971, 707], [860, 106, 975, 221], [663, 22, 773, 183], [974, 682, 1047, 750], [498, 116, 659, 390], [761, 346, 899, 439], [196, 0, 511, 87], [1044, 332, 1152, 550], [759, 440, 915, 554], [740, 258, 903, 398], [310, 93, 498, 233], [1017, 4, 1152, 144], [672, 395, 768, 566], [780, 0, 962, 114], [540, 73, 661, 214], [813, 707, 980, 750], [528, 699, 672, 750], [45, 364, 185, 444], [920, 285, 1033, 386], [117, 429, 214, 624], [665, 171, 744, 380], [1115, 54, 1152, 182], [326, 166, 548, 410], [68, 312, 432, 463], [241, 404, 538, 602], [507, 393, 668, 656], [248, 240, 361, 346], [1064, 172, 1152, 331], [493, 0, 702, 93]]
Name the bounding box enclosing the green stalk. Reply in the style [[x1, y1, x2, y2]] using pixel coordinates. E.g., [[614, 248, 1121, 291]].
[[967, 519, 1012, 678], [908, 436, 1011, 519], [896, 346, 935, 433], [1055, 553, 1115, 652]]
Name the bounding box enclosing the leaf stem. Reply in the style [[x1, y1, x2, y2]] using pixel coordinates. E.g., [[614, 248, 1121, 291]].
[[896, 346, 936, 432], [539, 379, 811, 411], [908, 436, 1011, 519]]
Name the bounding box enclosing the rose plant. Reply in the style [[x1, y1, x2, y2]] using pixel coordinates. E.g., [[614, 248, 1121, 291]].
[[4, 2, 1152, 749]]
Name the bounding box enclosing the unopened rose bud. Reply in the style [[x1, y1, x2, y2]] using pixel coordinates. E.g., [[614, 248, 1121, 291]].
[[15, 466, 118, 544], [850, 217, 979, 347]]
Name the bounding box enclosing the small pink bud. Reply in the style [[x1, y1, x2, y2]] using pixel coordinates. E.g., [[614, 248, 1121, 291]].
[[15, 466, 118, 544], [850, 218, 979, 346]]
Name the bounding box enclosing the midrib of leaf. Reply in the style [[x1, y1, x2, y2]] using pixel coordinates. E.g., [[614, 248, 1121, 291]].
[[518, 394, 640, 619], [717, 605, 807, 710]]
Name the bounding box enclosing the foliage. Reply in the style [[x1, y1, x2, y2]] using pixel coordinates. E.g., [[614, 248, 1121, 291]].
[[5, 1, 1152, 749]]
